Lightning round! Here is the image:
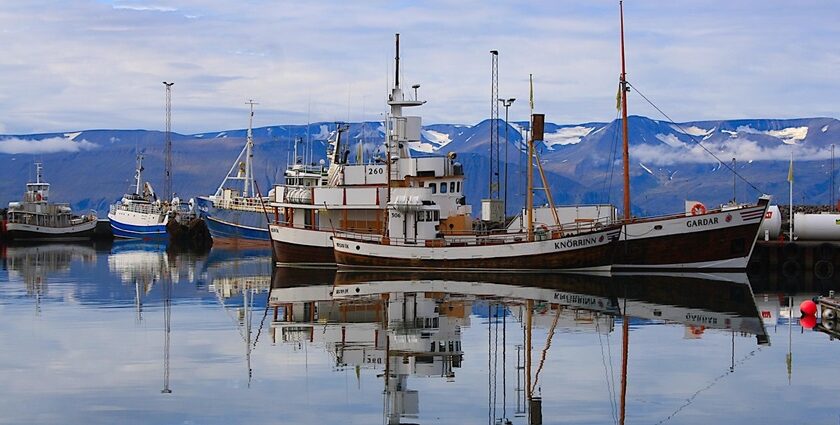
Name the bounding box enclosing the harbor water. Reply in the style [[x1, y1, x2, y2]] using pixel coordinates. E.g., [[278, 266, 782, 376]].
[[0, 242, 838, 424]]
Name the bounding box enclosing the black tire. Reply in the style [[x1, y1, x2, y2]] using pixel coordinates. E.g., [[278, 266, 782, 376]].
[[814, 260, 834, 280], [781, 259, 801, 279], [783, 242, 799, 258]]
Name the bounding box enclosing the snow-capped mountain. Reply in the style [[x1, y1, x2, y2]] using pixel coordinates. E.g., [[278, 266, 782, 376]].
[[1, 116, 837, 217]]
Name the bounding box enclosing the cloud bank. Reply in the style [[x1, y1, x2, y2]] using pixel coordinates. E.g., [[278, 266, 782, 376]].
[[0, 137, 99, 155]]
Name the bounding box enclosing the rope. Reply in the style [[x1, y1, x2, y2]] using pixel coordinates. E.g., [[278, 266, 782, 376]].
[[252, 288, 271, 350], [602, 106, 623, 206], [531, 307, 561, 394], [625, 81, 765, 195]]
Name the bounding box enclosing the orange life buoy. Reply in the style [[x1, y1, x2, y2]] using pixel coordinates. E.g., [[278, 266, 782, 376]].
[[35, 193, 42, 201], [690, 203, 706, 216]]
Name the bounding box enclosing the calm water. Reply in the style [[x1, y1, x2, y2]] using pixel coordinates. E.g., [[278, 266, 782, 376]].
[[0, 242, 838, 425]]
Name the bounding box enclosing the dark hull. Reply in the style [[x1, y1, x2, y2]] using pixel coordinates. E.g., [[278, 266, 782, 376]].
[[613, 221, 762, 271], [272, 239, 335, 265], [614, 199, 770, 271], [334, 240, 617, 271]]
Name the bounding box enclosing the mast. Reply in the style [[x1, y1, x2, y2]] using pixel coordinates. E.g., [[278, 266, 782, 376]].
[[619, 1, 631, 221], [163, 81, 174, 201], [526, 118, 535, 242], [134, 155, 145, 196], [244, 99, 258, 197]]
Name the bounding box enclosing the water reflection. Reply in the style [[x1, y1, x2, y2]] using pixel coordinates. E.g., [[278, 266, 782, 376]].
[[269, 269, 769, 424], [3, 244, 839, 424]]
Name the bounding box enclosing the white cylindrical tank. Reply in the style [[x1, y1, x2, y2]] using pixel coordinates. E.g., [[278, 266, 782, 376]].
[[758, 205, 782, 240], [794, 212, 840, 241]]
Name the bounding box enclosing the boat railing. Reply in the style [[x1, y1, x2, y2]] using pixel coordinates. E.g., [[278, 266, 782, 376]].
[[217, 196, 271, 211]]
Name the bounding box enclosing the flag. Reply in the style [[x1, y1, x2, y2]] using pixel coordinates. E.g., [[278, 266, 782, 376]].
[[616, 84, 622, 111], [787, 157, 794, 182], [529, 74, 534, 112]]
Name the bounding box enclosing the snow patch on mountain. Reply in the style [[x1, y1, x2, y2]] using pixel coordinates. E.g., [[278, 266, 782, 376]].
[[822, 125, 829, 132], [64, 132, 82, 140], [0, 136, 98, 154], [544, 126, 594, 149], [655, 133, 684, 147], [215, 132, 227, 138], [735, 125, 808, 144], [421, 129, 452, 148], [639, 162, 654, 175], [670, 125, 713, 137]]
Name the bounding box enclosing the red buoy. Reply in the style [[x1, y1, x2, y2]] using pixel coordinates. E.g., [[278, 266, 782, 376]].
[[800, 300, 818, 316], [800, 314, 817, 329]]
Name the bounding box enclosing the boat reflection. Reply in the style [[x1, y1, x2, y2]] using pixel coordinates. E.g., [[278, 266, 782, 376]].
[[2, 243, 97, 312], [269, 269, 768, 424]]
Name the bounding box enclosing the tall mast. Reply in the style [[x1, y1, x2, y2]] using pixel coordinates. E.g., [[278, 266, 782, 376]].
[[244, 99, 258, 197], [619, 1, 631, 221], [163, 81, 174, 201]]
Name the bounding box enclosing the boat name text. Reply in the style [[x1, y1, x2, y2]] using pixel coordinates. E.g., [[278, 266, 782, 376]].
[[686, 217, 719, 228], [555, 236, 598, 250]]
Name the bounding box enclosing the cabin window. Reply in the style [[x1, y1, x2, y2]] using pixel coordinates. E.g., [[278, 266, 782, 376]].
[[456, 182, 461, 193], [417, 212, 425, 222], [430, 183, 437, 194], [450, 182, 456, 193], [440, 182, 447, 193]]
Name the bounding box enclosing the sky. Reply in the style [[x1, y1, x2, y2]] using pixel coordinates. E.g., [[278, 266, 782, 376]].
[[0, 0, 837, 135]]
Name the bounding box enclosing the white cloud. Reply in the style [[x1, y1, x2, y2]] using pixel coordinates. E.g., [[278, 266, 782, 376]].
[[655, 133, 684, 147], [0, 1, 836, 134], [633, 138, 829, 166], [0, 137, 98, 154], [112, 4, 177, 12]]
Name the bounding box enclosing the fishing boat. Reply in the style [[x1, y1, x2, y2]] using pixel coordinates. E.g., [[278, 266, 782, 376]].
[[195, 101, 272, 246], [333, 113, 623, 271], [611, 2, 770, 270], [267, 34, 472, 265], [3, 163, 97, 241], [108, 155, 171, 240]]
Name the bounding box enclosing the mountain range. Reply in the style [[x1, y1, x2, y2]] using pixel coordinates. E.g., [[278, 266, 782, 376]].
[[1, 115, 837, 217]]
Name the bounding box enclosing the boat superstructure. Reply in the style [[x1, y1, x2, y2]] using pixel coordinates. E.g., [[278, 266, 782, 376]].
[[333, 112, 623, 271], [3, 163, 97, 241], [267, 34, 472, 265], [195, 100, 272, 246]]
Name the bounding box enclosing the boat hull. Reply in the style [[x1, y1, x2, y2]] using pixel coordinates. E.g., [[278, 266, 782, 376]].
[[334, 227, 622, 272], [613, 198, 770, 271], [4, 220, 97, 241], [269, 224, 335, 265], [108, 211, 169, 240], [195, 196, 271, 246]]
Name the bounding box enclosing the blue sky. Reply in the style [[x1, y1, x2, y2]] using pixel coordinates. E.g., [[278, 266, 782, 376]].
[[0, 1, 837, 134]]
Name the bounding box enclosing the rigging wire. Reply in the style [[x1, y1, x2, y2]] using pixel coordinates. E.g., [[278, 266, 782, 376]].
[[596, 316, 619, 425], [626, 81, 765, 195], [654, 347, 764, 425], [602, 107, 624, 206]]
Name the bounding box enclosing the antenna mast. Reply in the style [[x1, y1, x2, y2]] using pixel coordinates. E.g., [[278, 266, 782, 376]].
[[245, 99, 258, 197], [163, 81, 174, 201], [489, 50, 500, 200]]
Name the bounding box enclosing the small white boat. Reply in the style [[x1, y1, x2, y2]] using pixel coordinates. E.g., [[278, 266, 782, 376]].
[[3, 163, 97, 241]]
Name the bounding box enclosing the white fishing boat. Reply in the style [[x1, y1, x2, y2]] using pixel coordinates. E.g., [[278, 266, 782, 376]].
[[3, 163, 97, 241], [195, 101, 273, 246], [267, 34, 472, 265], [108, 155, 171, 240], [333, 114, 623, 272]]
